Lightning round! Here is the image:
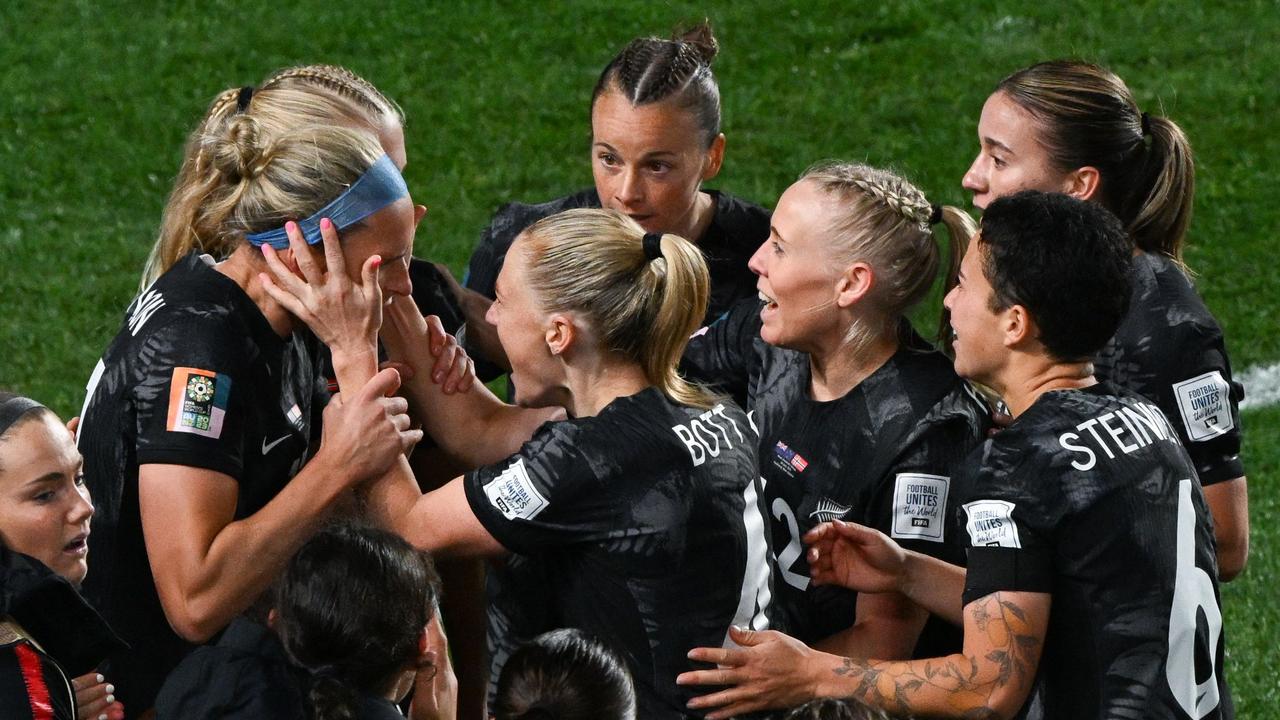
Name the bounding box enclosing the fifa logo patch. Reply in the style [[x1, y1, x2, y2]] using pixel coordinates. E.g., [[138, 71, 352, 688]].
[[773, 441, 809, 476], [166, 367, 230, 439]]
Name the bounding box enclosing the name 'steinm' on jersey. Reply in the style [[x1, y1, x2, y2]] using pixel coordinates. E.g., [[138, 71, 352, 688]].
[[672, 404, 747, 466], [1058, 400, 1180, 471]]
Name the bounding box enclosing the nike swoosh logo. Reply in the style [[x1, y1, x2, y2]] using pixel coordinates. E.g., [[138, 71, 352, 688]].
[[262, 434, 291, 455]]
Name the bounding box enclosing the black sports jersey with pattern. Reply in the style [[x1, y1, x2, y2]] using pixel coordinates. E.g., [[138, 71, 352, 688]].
[[76, 254, 328, 711], [957, 384, 1232, 720], [471, 188, 770, 701], [464, 188, 770, 327], [463, 388, 769, 719], [682, 299, 990, 647], [1094, 252, 1244, 485]]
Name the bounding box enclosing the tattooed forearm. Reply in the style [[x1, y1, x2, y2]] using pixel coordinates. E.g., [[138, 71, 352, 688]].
[[819, 592, 1045, 719]]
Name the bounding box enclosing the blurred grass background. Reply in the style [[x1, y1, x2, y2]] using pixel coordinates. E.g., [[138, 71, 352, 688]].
[[1, 0, 1275, 710]]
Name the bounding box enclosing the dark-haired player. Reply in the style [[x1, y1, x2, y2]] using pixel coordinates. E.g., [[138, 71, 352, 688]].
[[457, 22, 770, 376], [682, 191, 1232, 720]]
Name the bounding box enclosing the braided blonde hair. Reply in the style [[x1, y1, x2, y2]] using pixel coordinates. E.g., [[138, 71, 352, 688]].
[[801, 162, 976, 351], [141, 65, 400, 288]]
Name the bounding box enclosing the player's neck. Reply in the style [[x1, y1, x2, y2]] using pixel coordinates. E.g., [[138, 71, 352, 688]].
[[996, 357, 1097, 417], [562, 356, 650, 418], [215, 246, 296, 337], [808, 327, 899, 402]]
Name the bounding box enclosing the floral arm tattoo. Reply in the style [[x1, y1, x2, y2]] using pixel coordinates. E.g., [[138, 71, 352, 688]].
[[818, 591, 1049, 719]]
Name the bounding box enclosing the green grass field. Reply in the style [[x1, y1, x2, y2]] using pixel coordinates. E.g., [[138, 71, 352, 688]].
[[2, 0, 1276, 712]]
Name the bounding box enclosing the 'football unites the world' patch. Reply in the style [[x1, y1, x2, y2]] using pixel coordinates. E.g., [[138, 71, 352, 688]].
[[963, 499, 1021, 548], [1172, 370, 1235, 442], [166, 367, 231, 439], [484, 458, 550, 521], [891, 472, 949, 542]]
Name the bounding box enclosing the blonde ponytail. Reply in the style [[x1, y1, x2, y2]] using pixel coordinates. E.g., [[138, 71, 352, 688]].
[[522, 209, 716, 409]]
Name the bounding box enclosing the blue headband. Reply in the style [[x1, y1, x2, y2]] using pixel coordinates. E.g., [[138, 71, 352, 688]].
[[244, 154, 409, 250]]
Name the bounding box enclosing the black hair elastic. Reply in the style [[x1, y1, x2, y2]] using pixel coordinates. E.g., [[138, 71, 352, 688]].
[[0, 396, 44, 438], [642, 232, 663, 261], [928, 204, 943, 225], [1140, 111, 1151, 136], [236, 85, 256, 113]]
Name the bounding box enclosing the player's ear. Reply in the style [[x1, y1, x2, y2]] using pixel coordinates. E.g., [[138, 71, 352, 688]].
[[273, 247, 307, 279], [1062, 166, 1101, 202], [544, 312, 576, 357], [1002, 303, 1035, 348], [702, 133, 726, 182], [834, 261, 874, 309]]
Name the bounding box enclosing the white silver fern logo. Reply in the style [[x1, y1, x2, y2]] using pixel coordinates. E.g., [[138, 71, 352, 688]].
[[809, 497, 851, 523], [128, 289, 165, 336]]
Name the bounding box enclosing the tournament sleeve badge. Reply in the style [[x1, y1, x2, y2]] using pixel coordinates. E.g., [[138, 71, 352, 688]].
[[1172, 370, 1235, 442], [166, 367, 231, 439]]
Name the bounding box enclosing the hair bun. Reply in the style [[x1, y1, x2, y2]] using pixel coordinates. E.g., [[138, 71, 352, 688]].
[[210, 114, 268, 183], [674, 20, 718, 65]]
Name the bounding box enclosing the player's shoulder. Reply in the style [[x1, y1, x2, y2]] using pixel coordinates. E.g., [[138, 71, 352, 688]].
[[1132, 253, 1224, 339], [709, 189, 772, 233], [482, 189, 600, 247]]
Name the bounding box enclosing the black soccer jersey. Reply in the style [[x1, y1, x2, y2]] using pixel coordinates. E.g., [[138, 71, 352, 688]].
[[958, 384, 1233, 720], [76, 253, 328, 711], [683, 300, 991, 647], [464, 188, 771, 327], [1094, 252, 1244, 485], [463, 389, 769, 719]]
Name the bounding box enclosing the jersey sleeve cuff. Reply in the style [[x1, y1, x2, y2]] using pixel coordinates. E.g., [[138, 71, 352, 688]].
[[961, 546, 1053, 605], [135, 448, 242, 481], [1194, 455, 1245, 486]]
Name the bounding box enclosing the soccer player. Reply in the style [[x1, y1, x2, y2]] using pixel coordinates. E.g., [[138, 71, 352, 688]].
[[75, 105, 428, 711], [680, 191, 1233, 720], [269, 207, 770, 718], [458, 22, 771, 374], [680, 163, 989, 662], [961, 60, 1248, 580]]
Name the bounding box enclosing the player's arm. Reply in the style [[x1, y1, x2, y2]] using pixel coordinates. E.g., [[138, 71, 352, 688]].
[[381, 295, 559, 468], [678, 590, 1049, 719], [1204, 476, 1248, 580], [813, 590, 928, 660], [436, 266, 509, 372], [805, 520, 968, 626], [364, 475, 506, 558], [140, 370, 419, 642]]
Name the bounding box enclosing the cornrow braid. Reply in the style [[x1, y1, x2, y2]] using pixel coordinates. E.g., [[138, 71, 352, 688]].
[[847, 176, 934, 230], [800, 162, 978, 353], [591, 21, 722, 147], [263, 64, 403, 123]]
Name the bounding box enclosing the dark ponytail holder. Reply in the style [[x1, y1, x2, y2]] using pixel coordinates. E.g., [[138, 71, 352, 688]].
[[642, 232, 664, 261], [236, 85, 256, 113], [927, 204, 943, 226], [1140, 111, 1152, 137]]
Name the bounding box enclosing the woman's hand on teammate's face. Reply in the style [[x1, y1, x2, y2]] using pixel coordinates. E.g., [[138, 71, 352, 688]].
[[804, 520, 907, 594], [72, 672, 125, 720], [678, 626, 824, 719], [260, 218, 382, 370], [318, 367, 422, 485]]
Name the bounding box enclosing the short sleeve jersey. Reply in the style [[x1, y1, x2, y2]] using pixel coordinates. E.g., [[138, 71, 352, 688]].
[[463, 389, 769, 719], [1094, 252, 1244, 485], [957, 384, 1233, 720], [464, 188, 771, 326], [683, 301, 991, 647], [76, 254, 328, 711]]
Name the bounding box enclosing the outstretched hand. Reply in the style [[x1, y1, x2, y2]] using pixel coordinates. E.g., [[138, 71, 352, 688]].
[[677, 626, 823, 719], [805, 520, 907, 594], [259, 218, 382, 366], [382, 295, 476, 395], [318, 367, 422, 485]]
